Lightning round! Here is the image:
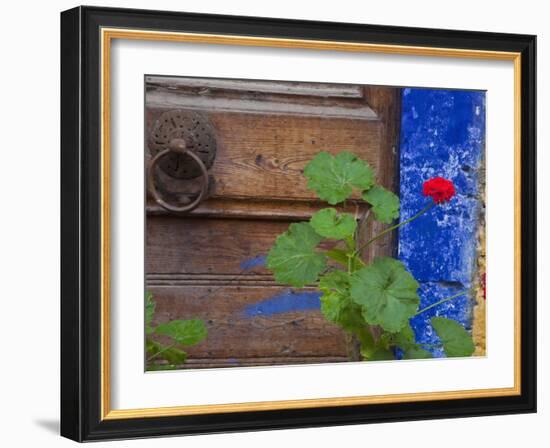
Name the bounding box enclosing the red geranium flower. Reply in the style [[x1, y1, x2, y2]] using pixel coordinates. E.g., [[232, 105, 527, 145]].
[[422, 177, 456, 204]]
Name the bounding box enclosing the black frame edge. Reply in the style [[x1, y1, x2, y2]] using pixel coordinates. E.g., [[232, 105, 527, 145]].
[[519, 34, 537, 414], [61, 6, 83, 442], [60, 5, 537, 442]]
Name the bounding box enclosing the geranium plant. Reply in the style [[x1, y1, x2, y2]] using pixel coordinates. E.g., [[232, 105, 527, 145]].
[[267, 152, 475, 361], [145, 292, 208, 370]]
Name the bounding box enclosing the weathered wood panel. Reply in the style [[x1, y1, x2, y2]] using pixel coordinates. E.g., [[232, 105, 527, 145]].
[[145, 78, 401, 369], [146, 216, 351, 276], [146, 76, 367, 98], [147, 285, 348, 364], [145, 110, 384, 201], [146, 197, 362, 220], [147, 216, 281, 276], [361, 87, 401, 261], [146, 214, 353, 368]]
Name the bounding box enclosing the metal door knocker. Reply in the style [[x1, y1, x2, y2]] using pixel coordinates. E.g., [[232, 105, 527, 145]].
[[147, 110, 217, 213]]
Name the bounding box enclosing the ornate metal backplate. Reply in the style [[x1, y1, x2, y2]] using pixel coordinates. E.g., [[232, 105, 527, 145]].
[[148, 110, 217, 179]]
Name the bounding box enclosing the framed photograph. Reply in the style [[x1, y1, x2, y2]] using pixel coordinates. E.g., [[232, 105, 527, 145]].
[[60, 6, 536, 441]]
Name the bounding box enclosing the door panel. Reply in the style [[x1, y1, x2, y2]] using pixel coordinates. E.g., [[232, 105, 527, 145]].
[[146, 109, 384, 201], [147, 286, 348, 367], [146, 216, 282, 276], [145, 76, 400, 369]]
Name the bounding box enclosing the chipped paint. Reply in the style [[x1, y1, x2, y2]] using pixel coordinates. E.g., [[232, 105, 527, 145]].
[[399, 88, 486, 357], [240, 254, 267, 270], [243, 290, 321, 318]]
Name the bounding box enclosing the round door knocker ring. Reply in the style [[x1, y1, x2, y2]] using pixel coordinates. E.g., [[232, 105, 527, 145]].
[[148, 139, 209, 213]]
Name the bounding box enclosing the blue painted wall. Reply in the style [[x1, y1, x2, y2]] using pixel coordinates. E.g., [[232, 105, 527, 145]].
[[399, 88, 485, 357]]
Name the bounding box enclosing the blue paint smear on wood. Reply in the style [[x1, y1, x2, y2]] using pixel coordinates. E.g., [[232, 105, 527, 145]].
[[243, 290, 321, 317], [399, 87, 485, 357], [240, 254, 267, 270]]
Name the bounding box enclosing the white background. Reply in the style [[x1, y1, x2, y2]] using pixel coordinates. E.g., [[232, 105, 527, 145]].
[[0, 0, 546, 447], [111, 39, 515, 409]]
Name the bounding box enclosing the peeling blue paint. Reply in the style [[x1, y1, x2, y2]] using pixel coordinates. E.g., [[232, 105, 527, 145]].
[[240, 254, 267, 270], [399, 88, 485, 357], [243, 290, 321, 318], [409, 283, 473, 357]]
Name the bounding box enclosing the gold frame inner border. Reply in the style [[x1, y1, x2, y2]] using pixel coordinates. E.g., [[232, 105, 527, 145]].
[[100, 27, 522, 421]]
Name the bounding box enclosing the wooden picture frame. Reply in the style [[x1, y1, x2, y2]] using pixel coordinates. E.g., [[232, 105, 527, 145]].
[[61, 5, 536, 441]]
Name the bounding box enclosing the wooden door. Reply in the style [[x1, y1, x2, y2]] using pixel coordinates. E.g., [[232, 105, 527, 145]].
[[145, 76, 400, 369]]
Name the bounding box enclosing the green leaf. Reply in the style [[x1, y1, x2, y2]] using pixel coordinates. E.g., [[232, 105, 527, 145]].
[[403, 347, 433, 359], [267, 222, 326, 287], [310, 208, 357, 239], [350, 257, 420, 332], [362, 185, 400, 224], [431, 317, 475, 358], [146, 339, 188, 365], [362, 347, 395, 361], [319, 292, 344, 323], [318, 271, 367, 332], [146, 339, 163, 358], [145, 291, 156, 335], [325, 248, 349, 266], [161, 346, 188, 365], [319, 271, 351, 323], [392, 322, 416, 350], [325, 249, 363, 271], [155, 319, 208, 346], [303, 152, 375, 204], [319, 270, 350, 295]]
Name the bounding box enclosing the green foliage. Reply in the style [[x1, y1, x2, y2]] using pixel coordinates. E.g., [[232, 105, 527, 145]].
[[155, 319, 208, 347], [365, 348, 395, 361], [265, 151, 475, 363], [403, 347, 433, 359], [318, 270, 349, 299], [266, 222, 326, 287], [390, 324, 433, 359], [325, 249, 363, 271], [145, 291, 155, 335], [350, 257, 420, 333], [147, 364, 181, 371], [431, 317, 475, 358], [319, 271, 364, 331], [145, 292, 208, 370], [310, 208, 357, 239], [362, 185, 400, 224], [147, 339, 188, 365], [304, 152, 375, 204], [392, 323, 416, 350]]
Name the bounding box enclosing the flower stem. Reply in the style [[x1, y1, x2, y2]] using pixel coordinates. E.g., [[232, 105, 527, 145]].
[[414, 290, 470, 316], [355, 202, 434, 255]]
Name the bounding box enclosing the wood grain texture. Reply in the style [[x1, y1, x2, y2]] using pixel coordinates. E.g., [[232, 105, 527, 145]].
[[361, 86, 401, 261], [145, 78, 400, 369], [146, 215, 347, 276], [148, 285, 348, 363], [146, 76, 366, 98], [145, 109, 384, 202], [146, 197, 362, 220], [147, 216, 281, 276]]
